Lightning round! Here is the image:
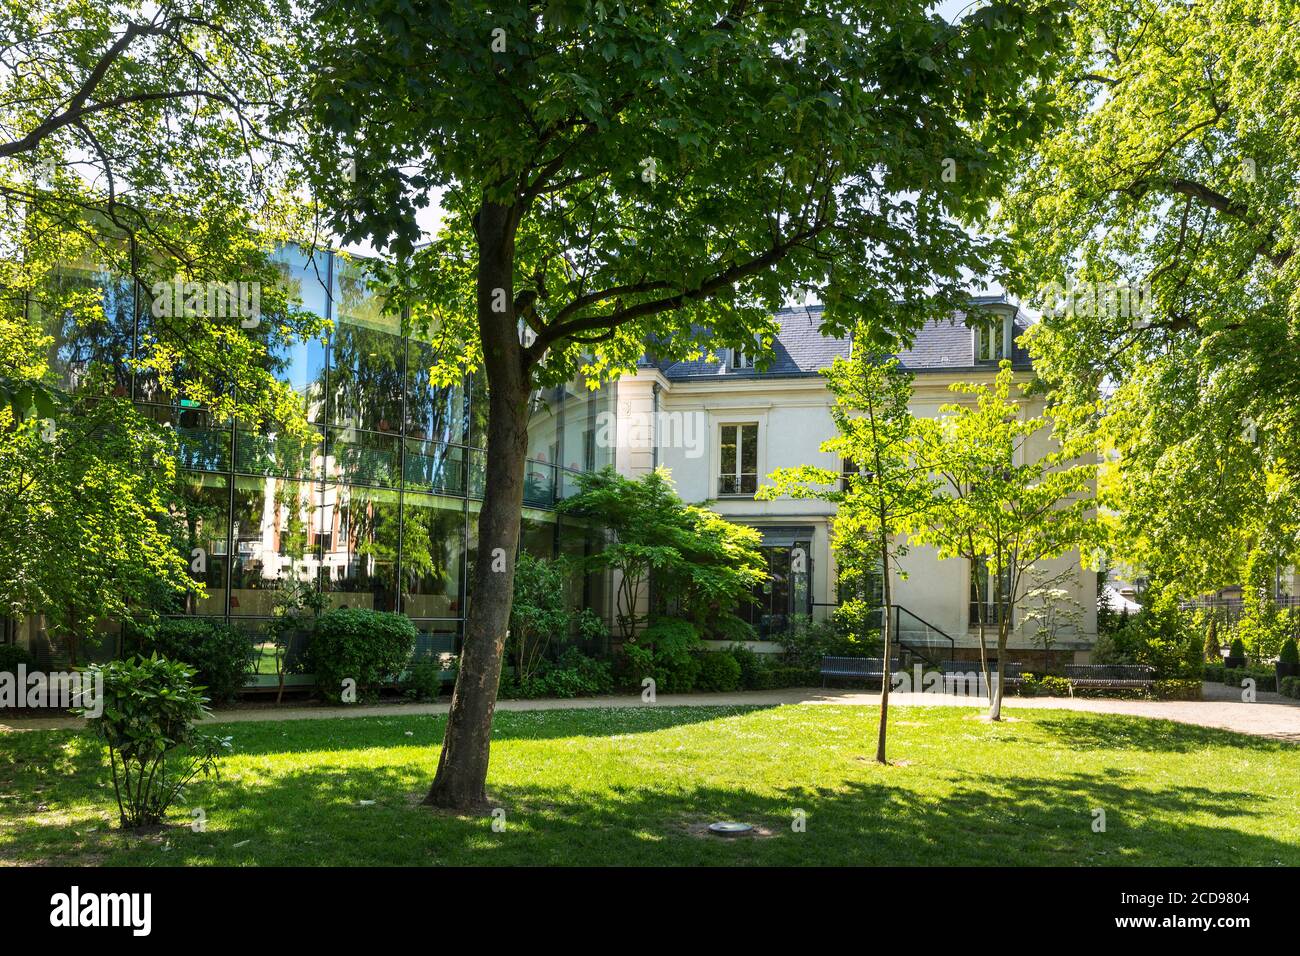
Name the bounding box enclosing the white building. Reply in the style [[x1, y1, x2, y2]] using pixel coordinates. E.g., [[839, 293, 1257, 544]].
[[611, 297, 1099, 667]]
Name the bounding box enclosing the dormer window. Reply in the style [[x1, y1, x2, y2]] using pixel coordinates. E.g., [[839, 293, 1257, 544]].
[[974, 315, 1013, 363], [730, 348, 755, 370]]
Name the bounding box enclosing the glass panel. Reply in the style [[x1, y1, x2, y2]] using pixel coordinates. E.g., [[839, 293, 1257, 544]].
[[520, 509, 556, 559], [172, 404, 232, 473], [328, 323, 404, 432], [235, 424, 324, 480], [34, 266, 135, 397], [719, 424, 737, 490], [327, 425, 401, 487], [411, 620, 459, 663], [523, 460, 556, 509], [171, 472, 229, 616], [400, 493, 465, 619], [229, 475, 322, 616], [321, 484, 400, 611], [272, 244, 330, 322], [740, 423, 758, 481], [403, 438, 466, 496], [405, 341, 467, 444]]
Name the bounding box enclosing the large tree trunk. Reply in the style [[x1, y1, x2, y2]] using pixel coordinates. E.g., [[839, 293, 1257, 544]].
[[424, 202, 529, 810]]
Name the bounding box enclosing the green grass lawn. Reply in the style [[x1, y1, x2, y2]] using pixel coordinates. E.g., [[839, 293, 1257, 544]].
[[1, 704, 1297, 866]]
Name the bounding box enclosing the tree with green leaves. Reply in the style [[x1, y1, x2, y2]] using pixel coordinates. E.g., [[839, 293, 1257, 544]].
[[759, 340, 934, 763], [0, 0, 329, 645], [913, 362, 1098, 719], [558, 467, 766, 640], [303, 0, 1069, 808], [995, 0, 1300, 599]]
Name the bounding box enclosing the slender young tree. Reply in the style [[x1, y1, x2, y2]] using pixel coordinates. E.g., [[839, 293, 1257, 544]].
[[759, 341, 934, 763], [303, 0, 1068, 807], [913, 362, 1098, 719]]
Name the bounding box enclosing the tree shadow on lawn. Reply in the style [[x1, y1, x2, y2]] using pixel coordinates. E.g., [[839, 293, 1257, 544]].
[[1026, 710, 1297, 754], [216, 704, 779, 757], [12, 745, 1296, 867]]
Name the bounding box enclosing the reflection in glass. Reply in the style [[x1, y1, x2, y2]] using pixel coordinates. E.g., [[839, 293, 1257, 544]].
[[322, 484, 400, 611], [229, 475, 322, 616], [171, 472, 229, 615], [34, 266, 135, 397], [401, 493, 465, 618]]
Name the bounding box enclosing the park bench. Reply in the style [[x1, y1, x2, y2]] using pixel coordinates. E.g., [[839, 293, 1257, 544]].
[[820, 657, 898, 687], [1063, 663, 1156, 692], [937, 660, 1024, 690]]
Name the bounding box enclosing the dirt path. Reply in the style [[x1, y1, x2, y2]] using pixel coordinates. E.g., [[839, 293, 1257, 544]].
[[4, 682, 1298, 741]]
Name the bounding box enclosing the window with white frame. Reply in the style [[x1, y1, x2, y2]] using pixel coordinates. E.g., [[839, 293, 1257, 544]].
[[718, 423, 758, 495], [730, 348, 755, 370], [974, 315, 1012, 363]]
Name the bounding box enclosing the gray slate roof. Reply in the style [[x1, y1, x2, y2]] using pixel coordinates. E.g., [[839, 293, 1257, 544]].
[[646, 297, 1032, 381]]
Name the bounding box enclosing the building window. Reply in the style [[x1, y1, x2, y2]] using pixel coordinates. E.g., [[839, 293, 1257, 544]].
[[719, 423, 758, 495], [969, 556, 1012, 625], [974, 316, 1011, 363], [730, 348, 755, 370]]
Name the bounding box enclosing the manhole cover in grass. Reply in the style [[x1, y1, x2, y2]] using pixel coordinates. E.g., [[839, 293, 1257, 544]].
[[707, 822, 754, 837]]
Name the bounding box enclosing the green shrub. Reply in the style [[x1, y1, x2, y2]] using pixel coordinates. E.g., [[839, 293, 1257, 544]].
[[1279, 638, 1300, 665], [780, 615, 878, 671], [132, 618, 253, 703], [307, 609, 417, 703], [640, 618, 702, 693], [401, 659, 443, 702], [614, 643, 655, 690], [1223, 666, 1277, 693], [1038, 675, 1072, 696], [1203, 662, 1225, 683], [1229, 637, 1246, 658], [501, 648, 614, 699], [81, 655, 228, 829], [1107, 607, 1202, 678], [1153, 678, 1202, 701], [1280, 676, 1300, 699], [727, 644, 764, 690], [0, 644, 34, 674], [695, 651, 742, 692]]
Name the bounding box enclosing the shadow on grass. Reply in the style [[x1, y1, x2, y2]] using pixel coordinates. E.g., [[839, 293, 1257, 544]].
[[208, 704, 778, 757], [6, 735, 1297, 867], [1027, 710, 1296, 754]]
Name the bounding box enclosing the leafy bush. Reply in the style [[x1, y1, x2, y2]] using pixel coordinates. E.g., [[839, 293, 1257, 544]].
[[306, 608, 417, 703], [1223, 666, 1276, 693], [1153, 679, 1202, 700], [779, 616, 878, 671], [1106, 607, 1202, 678], [639, 617, 703, 693], [1280, 676, 1300, 699], [727, 643, 764, 689], [1228, 637, 1246, 658], [508, 553, 574, 684], [81, 655, 228, 829], [1279, 638, 1299, 665], [0, 644, 34, 674], [615, 643, 656, 690], [1018, 673, 1071, 697], [131, 617, 253, 703], [501, 648, 614, 699], [401, 659, 443, 702], [695, 651, 742, 692], [1203, 662, 1225, 683]]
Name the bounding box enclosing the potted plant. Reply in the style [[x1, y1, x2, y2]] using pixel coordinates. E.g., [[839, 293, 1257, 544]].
[[1225, 637, 1247, 671], [1278, 637, 1300, 680]]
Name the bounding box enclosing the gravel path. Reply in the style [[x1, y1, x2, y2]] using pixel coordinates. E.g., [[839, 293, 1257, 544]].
[[4, 681, 1297, 741]]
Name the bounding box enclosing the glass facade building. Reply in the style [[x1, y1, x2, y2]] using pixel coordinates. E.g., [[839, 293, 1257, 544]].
[[32, 246, 613, 681]]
